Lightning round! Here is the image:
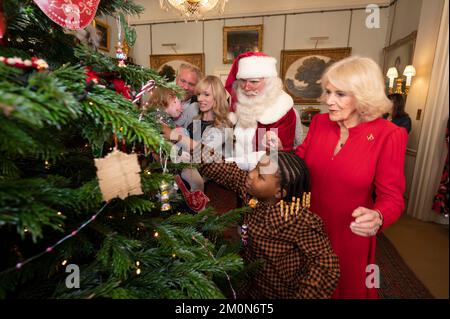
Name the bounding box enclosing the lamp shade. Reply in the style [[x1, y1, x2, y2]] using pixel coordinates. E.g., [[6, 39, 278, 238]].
[[403, 65, 416, 77], [386, 67, 399, 78]]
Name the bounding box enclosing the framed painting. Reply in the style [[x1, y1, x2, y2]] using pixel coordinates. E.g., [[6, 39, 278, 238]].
[[149, 53, 205, 76], [280, 47, 352, 104], [94, 19, 110, 52], [383, 31, 417, 77], [223, 25, 263, 64]]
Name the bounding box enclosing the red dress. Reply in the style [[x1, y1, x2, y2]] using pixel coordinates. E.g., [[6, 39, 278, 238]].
[[295, 113, 407, 299]]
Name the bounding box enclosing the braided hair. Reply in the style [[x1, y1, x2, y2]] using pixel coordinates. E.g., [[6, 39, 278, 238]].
[[275, 152, 310, 200]]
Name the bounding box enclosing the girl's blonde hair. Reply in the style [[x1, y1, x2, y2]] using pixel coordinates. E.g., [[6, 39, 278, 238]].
[[195, 75, 232, 128], [145, 86, 177, 110], [320, 56, 392, 120]]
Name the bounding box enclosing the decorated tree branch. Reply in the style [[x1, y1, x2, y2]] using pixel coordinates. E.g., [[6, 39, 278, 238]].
[[0, 0, 244, 299]]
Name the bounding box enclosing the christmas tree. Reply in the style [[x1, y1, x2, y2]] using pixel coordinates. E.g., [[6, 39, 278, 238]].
[[0, 0, 244, 299]]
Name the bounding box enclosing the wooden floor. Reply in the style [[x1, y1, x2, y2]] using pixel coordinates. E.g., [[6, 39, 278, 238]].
[[384, 214, 449, 299]]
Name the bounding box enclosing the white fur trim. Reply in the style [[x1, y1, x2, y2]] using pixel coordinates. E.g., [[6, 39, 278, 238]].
[[257, 91, 294, 124], [228, 112, 238, 125], [237, 56, 278, 79], [233, 126, 256, 158]]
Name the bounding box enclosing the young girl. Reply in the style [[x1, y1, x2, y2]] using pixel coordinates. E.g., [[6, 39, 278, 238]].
[[162, 75, 234, 191], [145, 86, 183, 129], [197, 150, 340, 298]]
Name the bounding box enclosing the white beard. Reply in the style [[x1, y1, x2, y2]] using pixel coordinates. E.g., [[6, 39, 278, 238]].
[[235, 77, 283, 129]]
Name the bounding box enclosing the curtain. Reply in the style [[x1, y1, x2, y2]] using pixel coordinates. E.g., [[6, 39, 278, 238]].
[[432, 120, 449, 217]]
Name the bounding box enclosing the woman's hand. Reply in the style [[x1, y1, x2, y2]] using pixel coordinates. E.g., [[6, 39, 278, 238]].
[[350, 207, 383, 237]]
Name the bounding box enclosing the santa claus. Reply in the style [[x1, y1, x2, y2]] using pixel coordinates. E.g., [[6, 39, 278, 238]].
[[225, 52, 299, 168]]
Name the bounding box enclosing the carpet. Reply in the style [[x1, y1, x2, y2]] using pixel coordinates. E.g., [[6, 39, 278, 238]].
[[376, 233, 435, 299]]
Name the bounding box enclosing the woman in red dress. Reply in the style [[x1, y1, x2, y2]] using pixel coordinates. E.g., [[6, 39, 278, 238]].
[[296, 56, 407, 298]]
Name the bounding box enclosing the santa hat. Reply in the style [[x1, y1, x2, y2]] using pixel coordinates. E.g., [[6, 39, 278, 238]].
[[225, 51, 278, 112]]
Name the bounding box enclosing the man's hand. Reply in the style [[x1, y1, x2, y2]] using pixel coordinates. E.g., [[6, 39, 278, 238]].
[[350, 207, 383, 237], [262, 131, 283, 150]]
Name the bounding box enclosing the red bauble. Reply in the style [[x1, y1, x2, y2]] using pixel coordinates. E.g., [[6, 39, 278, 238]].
[[33, 0, 100, 30]]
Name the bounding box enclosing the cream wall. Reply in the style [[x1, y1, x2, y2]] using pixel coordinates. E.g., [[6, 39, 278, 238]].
[[383, 0, 447, 208], [389, 0, 423, 43], [129, 2, 389, 141], [130, 6, 389, 80]]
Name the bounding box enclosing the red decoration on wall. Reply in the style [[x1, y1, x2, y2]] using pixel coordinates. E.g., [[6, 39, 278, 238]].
[[33, 0, 100, 30], [0, 0, 6, 45]]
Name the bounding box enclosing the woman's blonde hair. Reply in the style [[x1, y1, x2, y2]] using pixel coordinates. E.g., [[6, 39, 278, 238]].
[[320, 56, 392, 120], [145, 86, 176, 110], [195, 75, 232, 128]]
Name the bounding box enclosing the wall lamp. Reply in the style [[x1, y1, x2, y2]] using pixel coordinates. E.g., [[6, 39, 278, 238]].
[[386, 65, 416, 95]]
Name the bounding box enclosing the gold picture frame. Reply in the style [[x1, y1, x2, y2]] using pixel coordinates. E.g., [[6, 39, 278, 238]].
[[150, 53, 205, 75], [383, 31, 417, 77], [223, 25, 263, 64], [94, 19, 110, 52], [280, 48, 352, 104]]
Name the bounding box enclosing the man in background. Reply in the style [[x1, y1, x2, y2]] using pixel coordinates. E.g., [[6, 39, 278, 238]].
[[173, 63, 203, 128]]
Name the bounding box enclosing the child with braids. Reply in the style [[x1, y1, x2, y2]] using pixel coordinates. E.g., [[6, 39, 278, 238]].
[[198, 150, 340, 298]]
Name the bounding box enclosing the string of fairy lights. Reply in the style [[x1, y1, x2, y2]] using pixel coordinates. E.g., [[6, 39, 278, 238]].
[[191, 235, 237, 299], [0, 80, 237, 297], [0, 80, 160, 276], [1, 205, 237, 299], [0, 202, 109, 276]]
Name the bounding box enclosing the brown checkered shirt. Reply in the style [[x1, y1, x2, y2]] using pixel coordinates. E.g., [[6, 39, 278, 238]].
[[200, 158, 340, 299]]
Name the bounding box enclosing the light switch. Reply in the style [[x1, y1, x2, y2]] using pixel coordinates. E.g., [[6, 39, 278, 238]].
[[416, 109, 422, 120]]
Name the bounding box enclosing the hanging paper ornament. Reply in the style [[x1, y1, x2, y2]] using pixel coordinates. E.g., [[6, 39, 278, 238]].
[[33, 0, 100, 30], [175, 175, 210, 212], [94, 149, 143, 202]]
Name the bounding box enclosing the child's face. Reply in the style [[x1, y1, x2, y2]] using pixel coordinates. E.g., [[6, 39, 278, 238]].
[[245, 155, 281, 203], [197, 84, 215, 113], [166, 97, 182, 119]]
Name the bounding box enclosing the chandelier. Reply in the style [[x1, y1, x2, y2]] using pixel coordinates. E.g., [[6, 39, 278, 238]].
[[159, 0, 228, 21]]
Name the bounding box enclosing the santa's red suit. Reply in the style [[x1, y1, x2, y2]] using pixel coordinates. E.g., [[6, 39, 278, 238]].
[[225, 52, 296, 164]]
